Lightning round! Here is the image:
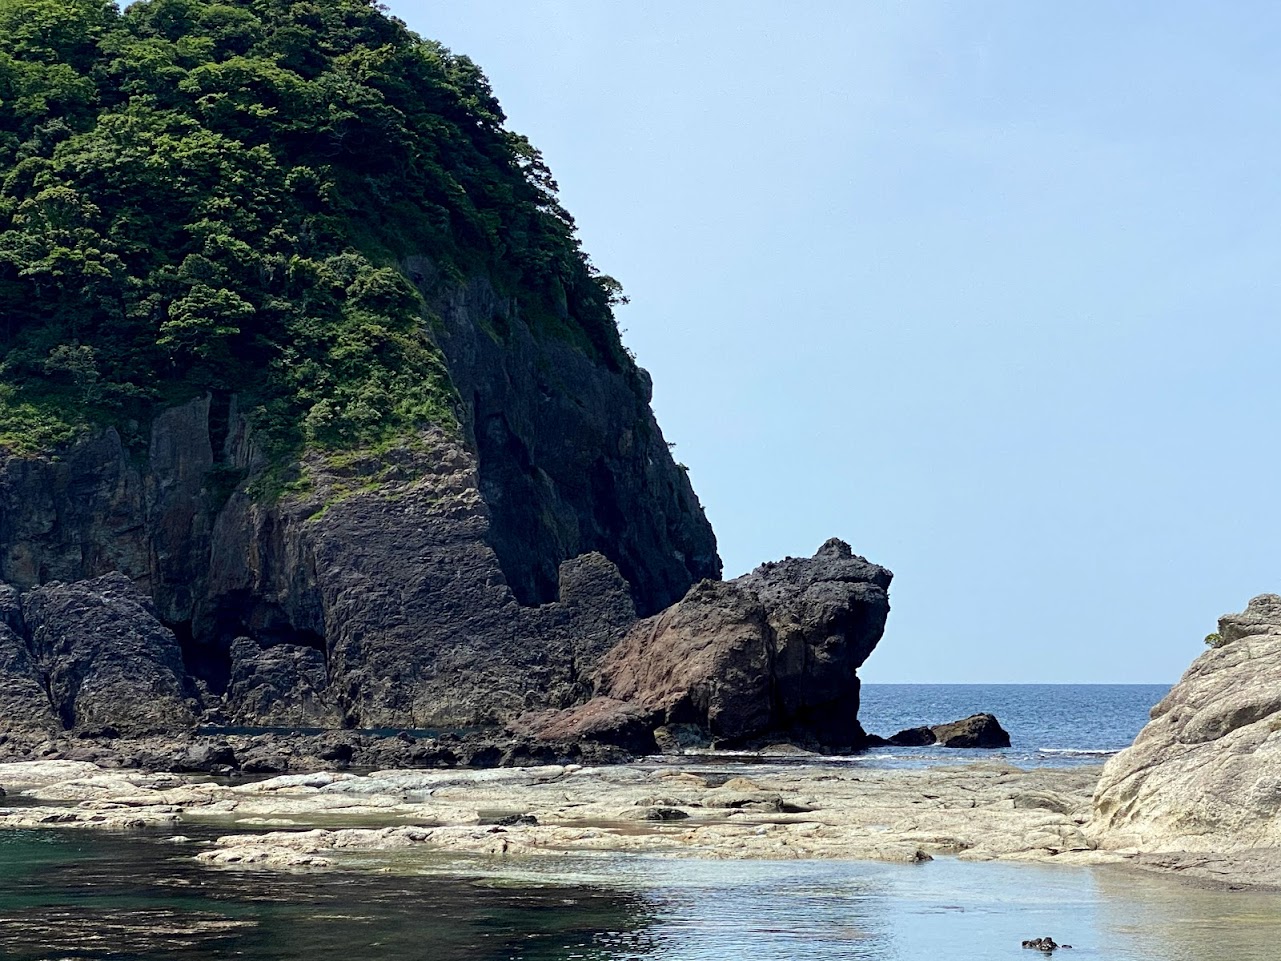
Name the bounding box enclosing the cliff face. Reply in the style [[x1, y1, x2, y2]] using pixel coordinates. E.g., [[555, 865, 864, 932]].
[[0, 270, 717, 734], [418, 263, 720, 617]]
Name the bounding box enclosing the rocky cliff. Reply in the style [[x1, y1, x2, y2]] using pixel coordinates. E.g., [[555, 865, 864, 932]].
[[0, 267, 718, 733], [1089, 594, 1281, 882], [0, 0, 896, 753]]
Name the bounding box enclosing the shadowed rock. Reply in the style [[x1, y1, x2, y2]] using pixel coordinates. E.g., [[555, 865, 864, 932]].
[[22, 573, 195, 734], [930, 713, 1011, 748], [0, 584, 56, 733], [225, 637, 342, 728]]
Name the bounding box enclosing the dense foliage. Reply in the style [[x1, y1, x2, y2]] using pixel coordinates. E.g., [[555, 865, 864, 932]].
[[0, 0, 627, 455]]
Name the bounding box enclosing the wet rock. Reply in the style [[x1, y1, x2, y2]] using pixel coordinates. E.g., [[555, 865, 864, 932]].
[[888, 726, 936, 747], [1022, 937, 1070, 951], [625, 806, 689, 821], [173, 743, 237, 773], [930, 714, 1010, 748]]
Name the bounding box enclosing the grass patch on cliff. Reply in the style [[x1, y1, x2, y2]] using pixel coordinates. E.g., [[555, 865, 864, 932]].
[[0, 385, 84, 454], [0, 0, 631, 463]]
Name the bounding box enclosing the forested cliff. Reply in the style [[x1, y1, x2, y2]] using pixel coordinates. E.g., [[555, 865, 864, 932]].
[[0, 0, 721, 732], [0, 0, 889, 755]]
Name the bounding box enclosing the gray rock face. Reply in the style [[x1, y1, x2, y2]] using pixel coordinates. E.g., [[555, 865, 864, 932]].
[[225, 637, 340, 728], [516, 540, 892, 749], [420, 268, 721, 617], [0, 268, 718, 735], [16, 573, 194, 733], [1090, 594, 1281, 857], [0, 584, 56, 732]]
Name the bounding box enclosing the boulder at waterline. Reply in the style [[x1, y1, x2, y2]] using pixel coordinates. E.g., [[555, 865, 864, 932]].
[[513, 539, 892, 750]]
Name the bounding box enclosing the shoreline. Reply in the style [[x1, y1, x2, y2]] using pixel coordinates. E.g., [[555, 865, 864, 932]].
[[3, 756, 1276, 891]]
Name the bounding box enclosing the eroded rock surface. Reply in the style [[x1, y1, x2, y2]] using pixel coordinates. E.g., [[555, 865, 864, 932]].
[[0, 758, 1108, 871], [14, 574, 194, 734], [0, 268, 719, 735], [515, 540, 891, 749], [1089, 594, 1281, 885]]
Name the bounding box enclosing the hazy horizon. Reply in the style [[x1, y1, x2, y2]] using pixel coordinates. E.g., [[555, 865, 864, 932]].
[[405, 1, 1280, 684]]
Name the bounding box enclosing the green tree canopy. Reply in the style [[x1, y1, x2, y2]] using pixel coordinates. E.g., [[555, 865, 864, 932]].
[[0, 0, 628, 455]]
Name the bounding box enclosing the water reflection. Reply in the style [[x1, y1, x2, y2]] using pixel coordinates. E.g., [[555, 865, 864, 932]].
[[0, 830, 647, 961], [1093, 864, 1281, 961], [2, 830, 1281, 961]]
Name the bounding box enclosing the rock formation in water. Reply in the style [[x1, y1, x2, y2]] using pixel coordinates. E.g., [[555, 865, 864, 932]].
[[511, 539, 892, 751], [866, 713, 1011, 749], [1089, 594, 1281, 863]]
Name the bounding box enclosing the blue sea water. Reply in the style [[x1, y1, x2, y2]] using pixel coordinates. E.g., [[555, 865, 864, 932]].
[[856, 683, 1171, 767]]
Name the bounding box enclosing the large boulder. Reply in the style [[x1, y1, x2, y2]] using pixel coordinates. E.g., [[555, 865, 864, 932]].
[[21, 573, 195, 733], [517, 539, 892, 749], [1090, 595, 1281, 859], [930, 713, 1010, 748]]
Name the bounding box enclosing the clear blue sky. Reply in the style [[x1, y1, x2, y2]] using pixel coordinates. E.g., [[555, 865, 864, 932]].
[[398, 1, 1281, 683]]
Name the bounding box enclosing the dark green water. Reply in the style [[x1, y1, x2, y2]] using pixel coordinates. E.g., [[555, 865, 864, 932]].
[[5, 829, 1281, 960], [0, 830, 642, 960]]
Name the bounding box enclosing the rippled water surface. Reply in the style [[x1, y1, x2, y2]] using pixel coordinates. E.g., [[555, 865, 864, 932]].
[[858, 683, 1171, 767], [3, 829, 1280, 961]]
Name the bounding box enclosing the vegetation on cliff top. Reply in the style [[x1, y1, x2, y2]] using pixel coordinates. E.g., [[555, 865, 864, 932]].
[[0, 0, 628, 456]]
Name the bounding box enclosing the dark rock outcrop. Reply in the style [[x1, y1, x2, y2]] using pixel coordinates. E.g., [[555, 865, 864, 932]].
[[866, 714, 1012, 749], [885, 726, 936, 747], [515, 540, 892, 750], [5, 573, 194, 734], [929, 713, 1010, 748], [420, 267, 720, 617], [0, 270, 906, 749], [0, 585, 56, 732], [0, 266, 718, 735]]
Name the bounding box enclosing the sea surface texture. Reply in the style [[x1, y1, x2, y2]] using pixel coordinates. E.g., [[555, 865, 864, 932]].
[[858, 683, 1170, 767]]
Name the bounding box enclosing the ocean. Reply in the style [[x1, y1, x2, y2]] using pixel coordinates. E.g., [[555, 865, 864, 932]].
[[857, 682, 1171, 767]]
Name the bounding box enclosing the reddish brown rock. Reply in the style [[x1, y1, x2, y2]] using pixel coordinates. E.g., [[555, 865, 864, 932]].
[[516, 539, 892, 750]]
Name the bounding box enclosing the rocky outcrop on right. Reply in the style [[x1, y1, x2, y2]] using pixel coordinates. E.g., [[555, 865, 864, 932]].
[[1089, 594, 1281, 869], [513, 539, 892, 751]]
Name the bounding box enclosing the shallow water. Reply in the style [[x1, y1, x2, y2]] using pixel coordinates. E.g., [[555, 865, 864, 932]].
[[3, 829, 1280, 961]]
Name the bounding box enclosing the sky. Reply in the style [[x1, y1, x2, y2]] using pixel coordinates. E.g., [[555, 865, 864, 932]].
[[396, 1, 1281, 683]]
